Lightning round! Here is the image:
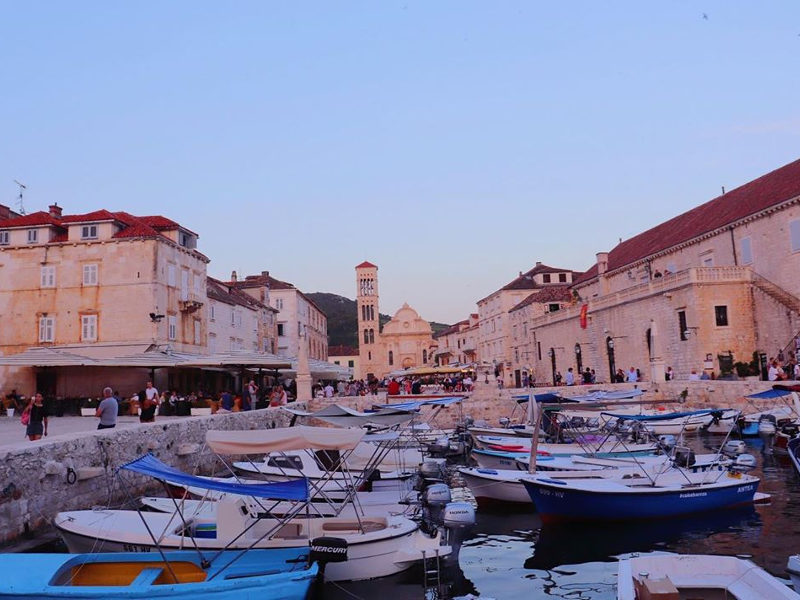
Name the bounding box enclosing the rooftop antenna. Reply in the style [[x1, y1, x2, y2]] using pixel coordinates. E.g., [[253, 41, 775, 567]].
[[721, 185, 725, 195], [13, 180, 26, 215]]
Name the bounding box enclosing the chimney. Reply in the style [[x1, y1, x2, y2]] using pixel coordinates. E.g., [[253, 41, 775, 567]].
[[231, 270, 237, 283], [596, 252, 609, 276], [261, 270, 269, 279], [535, 261, 542, 266], [49, 203, 62, 219]]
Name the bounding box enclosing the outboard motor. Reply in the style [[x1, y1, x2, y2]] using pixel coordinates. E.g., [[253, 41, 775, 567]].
[[310, 536, 348, 585], [421, 483, 452, 530], [426, 436, 451, 458], [722, 440, 746, 457], [657, 434, 676, 453], [733, 453, 758, 472], [440, 502, 476, 548], [673, 446, 696, 468], [420, 460, 445, 481], [758, 414, 777, 454]]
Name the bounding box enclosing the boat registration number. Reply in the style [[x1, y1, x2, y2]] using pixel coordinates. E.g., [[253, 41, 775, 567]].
[[539, 489, 565, 499], [122, 544, 153, 553]]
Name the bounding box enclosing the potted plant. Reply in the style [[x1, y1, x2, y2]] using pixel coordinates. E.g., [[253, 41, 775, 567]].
[[80, 398, 97, 417]]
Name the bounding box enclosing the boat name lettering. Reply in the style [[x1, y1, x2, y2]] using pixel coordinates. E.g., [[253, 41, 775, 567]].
[[737, 485, 755, 493], [122, 544, 152, 553], [539, 489, 565, 498], [678, 492, 707, 498]]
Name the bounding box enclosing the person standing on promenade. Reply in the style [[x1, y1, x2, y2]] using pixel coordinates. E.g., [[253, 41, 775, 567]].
[[565, 368, 575, 386], [626, 367, 638, 383], [247, 380, 259, 410], [24, 392, 48, 441], [96, 386, 118, 430]]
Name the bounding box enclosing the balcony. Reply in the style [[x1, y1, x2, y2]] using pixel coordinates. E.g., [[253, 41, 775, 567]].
[[179, 294, 204, 314], [529, 266, 754, 327]]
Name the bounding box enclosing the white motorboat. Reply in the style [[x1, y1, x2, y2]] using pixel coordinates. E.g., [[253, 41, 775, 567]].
[[55, 499, 449, 582], [786, 554, 800, 593], [460, 451, 733, 506], [619, 553, 800, 599]]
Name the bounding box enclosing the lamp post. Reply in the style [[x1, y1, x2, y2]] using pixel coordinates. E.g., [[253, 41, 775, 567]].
[[574, 343, 583, 375]]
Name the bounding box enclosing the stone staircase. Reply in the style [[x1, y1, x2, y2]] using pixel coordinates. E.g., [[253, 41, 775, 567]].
[[751, 273, 800, 357], [752, 273, 800, 313]]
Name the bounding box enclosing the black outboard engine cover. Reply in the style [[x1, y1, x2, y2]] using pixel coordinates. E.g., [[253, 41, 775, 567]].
[[673, 447, 696, 468], [419, 460, 444, 481], [310, 537, 348, 564]]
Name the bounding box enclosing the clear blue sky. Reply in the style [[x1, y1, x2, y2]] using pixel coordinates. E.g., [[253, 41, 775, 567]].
[[2, 2, 799, 324]]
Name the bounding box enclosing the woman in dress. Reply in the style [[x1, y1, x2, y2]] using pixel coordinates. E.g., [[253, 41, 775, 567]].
[[24, 392, 48, 441]]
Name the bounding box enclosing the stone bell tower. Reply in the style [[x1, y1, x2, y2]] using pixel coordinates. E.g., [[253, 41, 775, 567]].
[[355, 261, 380, 379]]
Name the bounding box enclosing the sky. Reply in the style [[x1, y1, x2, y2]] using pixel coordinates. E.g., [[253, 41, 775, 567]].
[[2, 2, 799, 324]]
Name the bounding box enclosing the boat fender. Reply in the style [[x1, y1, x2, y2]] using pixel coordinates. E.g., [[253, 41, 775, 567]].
[[66, 467, 77, 485], [310, 536, 349, 564]]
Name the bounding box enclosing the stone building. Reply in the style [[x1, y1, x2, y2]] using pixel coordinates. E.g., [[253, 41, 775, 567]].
[[354, 261, 437, 379], [205, 276, 277, 354], [0, 204, 209, 395], [328, 345, 359, 378], [524, 158, 800, 385], [477, 263, 579, 382], [433, 314, 479, 367], [230, 271, 328, 361]]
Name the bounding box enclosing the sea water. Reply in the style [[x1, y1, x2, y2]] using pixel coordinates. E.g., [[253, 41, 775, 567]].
[[326, 434, 800, 599]]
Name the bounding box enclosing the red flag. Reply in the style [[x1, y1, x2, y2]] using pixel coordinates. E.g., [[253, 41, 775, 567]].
[[579, 304, 588, 329]]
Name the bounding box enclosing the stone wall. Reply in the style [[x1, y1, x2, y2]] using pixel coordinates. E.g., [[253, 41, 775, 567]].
[[309, 379, 777, 429], [0, 407, 296, 547]]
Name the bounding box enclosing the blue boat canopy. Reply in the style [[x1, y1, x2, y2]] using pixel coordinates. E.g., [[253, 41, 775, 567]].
[[120, 453, 310, 501], [379, 396, 463, 411], [512, 392, 577, 403], [600, 409, 721, 422], [746, 388, 793, 399]]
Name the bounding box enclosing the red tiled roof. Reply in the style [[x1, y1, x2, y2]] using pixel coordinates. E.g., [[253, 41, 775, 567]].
[[355, 261, 378, 269], [510, 285, 573, 312], [235, 274, 296, 291], [0, 211, 62, 228], [207, 276, 267, 310], [433, 320, 469, 338], [139, 215, 180, 230], [59, 209, 118, 224], [328, 345, 359, 356], [573, 157, 800, 286], [479, 263, 578, 303]]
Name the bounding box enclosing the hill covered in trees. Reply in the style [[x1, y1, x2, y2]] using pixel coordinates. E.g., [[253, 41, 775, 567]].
[[307, 292, 450, 348]]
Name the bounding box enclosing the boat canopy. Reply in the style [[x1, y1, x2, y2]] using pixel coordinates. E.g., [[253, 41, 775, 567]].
[[120, 453, 310, 501], [601, 409, 721, 422], [379, 396, 463, 411], [512, 392, 578, 403], [283, 404, 416, 428], [747, 385, 800, 399], [206, 425, 365, 454]]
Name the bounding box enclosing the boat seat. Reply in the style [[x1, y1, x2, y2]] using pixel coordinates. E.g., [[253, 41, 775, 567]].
[[131, 568, 163, 586], [322, 520, 384, 533], [634, 576, 679, 600]]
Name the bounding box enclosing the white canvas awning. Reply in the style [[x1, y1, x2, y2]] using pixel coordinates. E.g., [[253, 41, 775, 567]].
[[206, 425, 365, 454], [181, 351, 291, 369], [281, 358, 352, 381], [283, 404, 415, 428], [0, 347, 99, 367]]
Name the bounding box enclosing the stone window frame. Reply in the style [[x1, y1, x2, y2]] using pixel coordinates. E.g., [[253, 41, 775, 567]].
[[27, 229, 39, 244], [168, 315, 177, 341], [790, 219, 800, 253], [714, 305, 729, 327], [740, 236, 753, 265], [80, 224, 98, 240], [82, 263, 98, 286], [0, 231, 9, 245]]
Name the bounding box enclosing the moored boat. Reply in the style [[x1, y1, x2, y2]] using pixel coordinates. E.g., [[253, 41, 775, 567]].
[[618, 553, 800, 599], [522, 469, 760, 523], [0, 548, 318, 600]]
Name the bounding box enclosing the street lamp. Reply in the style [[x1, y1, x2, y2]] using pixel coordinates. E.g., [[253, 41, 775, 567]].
[[574, 344, 581, 355]]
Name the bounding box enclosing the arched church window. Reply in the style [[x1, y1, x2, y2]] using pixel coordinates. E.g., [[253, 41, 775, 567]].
[[423, 349, 428, 363], [368, 328, 375, 344], [389, 351, 394, 366], [364, 329, 369, 344]]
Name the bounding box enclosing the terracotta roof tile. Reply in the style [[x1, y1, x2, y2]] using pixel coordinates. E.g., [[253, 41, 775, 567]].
[[573, 157, 800, 286], [0, 211, 62, 228], [510, 286, 573, 312], [59, 209, 118, 224], [328, 345, 359, 356], [355, 261, 378, 269]]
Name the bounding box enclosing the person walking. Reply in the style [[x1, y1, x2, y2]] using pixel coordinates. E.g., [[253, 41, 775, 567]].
[[24, 392, 48, 441], [96, 386, 118, 430]]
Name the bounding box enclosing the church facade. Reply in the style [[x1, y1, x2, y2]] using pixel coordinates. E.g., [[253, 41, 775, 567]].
[[354, 262, 437, 379]]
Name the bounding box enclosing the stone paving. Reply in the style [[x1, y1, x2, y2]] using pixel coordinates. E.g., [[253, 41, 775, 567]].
[[0, 413, 186, 452]]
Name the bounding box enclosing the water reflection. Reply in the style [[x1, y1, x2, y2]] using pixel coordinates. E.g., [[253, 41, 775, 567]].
[[525, 505, 761, 570]]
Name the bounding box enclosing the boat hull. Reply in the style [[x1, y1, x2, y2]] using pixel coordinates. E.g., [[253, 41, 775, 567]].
[[0, 549, 316, 600], [522, 475, 759, 523], [458, 468, 532, 505], [55, 511, 449, 582]]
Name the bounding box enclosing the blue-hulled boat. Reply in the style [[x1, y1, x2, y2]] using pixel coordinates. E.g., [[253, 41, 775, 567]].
[[789, 436, 800, 476], [521, 469, 760, 523], [0, 548, 318, 599]]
